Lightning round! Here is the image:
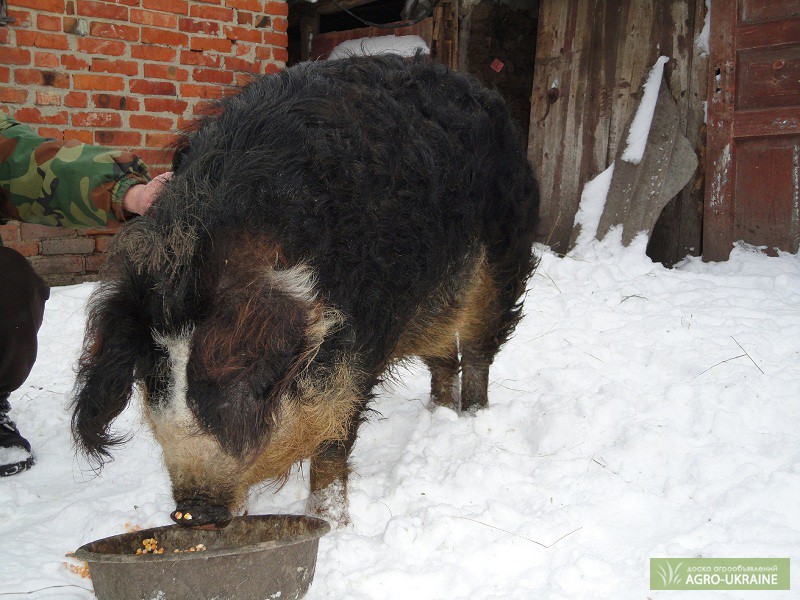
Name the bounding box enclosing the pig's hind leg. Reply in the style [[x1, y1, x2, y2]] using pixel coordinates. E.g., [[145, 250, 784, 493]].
[[423, 340, 460, 411], [459, 252, 533, 413]]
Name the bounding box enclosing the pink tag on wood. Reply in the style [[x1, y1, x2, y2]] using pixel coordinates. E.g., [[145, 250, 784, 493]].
[[490, 58, 504, 73]]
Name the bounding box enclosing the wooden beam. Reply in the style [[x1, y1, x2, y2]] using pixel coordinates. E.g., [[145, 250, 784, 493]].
[[298, 2, 320, 62], [315, 0, 377, 16]]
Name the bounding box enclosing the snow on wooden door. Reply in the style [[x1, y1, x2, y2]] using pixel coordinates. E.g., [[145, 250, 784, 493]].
[[705, 0, 800, 260]]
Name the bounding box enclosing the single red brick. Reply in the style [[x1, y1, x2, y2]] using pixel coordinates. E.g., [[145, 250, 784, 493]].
[[192, 68, 233, 84], [61, 54, 90, 70], [41, 237, 95, 255], [64, 91, 89, 108], [0, 67, 11, 84], [0, 87, 28, 104], [141, 27, 188, 47], [10, 0, 64, 13], [144, 64, 188, 81], [189, 36, 232, 53], [44, 71, 71, 88], [94, 130, 142, 147], [43, 111, 69, 125], [130, 8, 177, 28], [237, 11, 253, 25], [131, 45, 176, 62], [129, 114, 174, 131], [130, 79, 176, 96], [16, 30, 70, 50], [223, 25, 261, 43], [227, 0, 261, 11], [37, 14, 62, 31], [77, 0, 128, 20], [72, 111, 122, 128], [35, 91, 61, 106], [92, 93, 138, 111], [254, 46, 272, 60], [180, 83, 226, 99], [0, 224, 20, 244], [14, 69, 69, 88], [189, 4, 233, 21], [64, 128, 93, 143], [34, 52, 60, 68], [63, 16, 78, 34], [6, 9, 32, 27], [0, 48, 32, 66], [77, 38, 126, 56], [6, 240, 41, 257], [37, 126, 64, 139], [263, 1, 288, 16], [272, 17, 288, 32], [235, 42, 252, 57], [144, 97, 188, 114], [91, 58, 139, 76], [263, 62, 281, 74], [262, 31, 287, 46], [142, 0, 188, 15], [30, 255, 85, 276], [89, 22, 140, 42], [20, 223, 77, 240], [180, 50, 221, 67], [225, 56, 260, 73], [12, 107, 43, 123], [73, 73, 125, 91], [178, 17, 219, 34], [272, 47, 288, 62], [0, 28, 9, 46]]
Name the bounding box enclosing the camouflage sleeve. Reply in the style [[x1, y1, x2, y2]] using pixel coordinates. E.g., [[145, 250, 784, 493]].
[[0, 113, 151, 229]]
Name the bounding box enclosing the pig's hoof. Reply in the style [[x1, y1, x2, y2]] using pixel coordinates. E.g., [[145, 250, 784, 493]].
[[308, 481, 350, 528]]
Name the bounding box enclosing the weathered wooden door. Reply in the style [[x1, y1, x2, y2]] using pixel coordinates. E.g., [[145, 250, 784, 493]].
[[704, 0, 800, 260]]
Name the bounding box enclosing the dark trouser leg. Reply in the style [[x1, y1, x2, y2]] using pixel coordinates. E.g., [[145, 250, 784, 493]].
[[0, 248, 49, 397], [0, 248, 49, 476]]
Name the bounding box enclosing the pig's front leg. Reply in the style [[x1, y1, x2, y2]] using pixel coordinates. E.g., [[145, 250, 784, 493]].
[[309, 440, 351, 528]]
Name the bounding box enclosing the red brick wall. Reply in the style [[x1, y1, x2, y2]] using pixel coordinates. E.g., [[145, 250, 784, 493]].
[[0, 0, 288, 285]]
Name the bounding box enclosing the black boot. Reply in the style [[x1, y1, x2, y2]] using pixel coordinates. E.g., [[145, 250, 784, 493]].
[[0, 395, 34, 477]]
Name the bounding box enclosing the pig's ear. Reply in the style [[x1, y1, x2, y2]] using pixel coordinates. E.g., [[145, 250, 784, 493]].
[[71, 273, 152, 464], [188, 263, 341, 458]]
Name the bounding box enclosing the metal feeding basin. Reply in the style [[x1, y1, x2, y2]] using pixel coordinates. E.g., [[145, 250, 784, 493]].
[[74, 514, 331, 600]]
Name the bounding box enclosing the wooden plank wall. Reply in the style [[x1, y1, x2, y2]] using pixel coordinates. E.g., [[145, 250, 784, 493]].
[[528, 0, 708, 263]]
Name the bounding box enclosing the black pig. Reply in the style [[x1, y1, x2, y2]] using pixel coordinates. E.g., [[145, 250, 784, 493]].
[[72, 54, 539, 528]]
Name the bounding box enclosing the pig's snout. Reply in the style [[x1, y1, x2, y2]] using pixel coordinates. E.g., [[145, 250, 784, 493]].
[[171, 502, 232, 529]]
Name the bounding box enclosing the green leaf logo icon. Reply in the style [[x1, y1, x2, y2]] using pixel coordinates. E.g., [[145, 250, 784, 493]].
[[656, 561, 684, 587]]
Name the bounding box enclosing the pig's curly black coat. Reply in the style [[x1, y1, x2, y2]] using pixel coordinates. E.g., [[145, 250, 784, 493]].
[[73, 54, 539, 469]]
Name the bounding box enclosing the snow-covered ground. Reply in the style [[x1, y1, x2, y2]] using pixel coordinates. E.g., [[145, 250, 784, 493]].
[[2, 235, 799, 599]]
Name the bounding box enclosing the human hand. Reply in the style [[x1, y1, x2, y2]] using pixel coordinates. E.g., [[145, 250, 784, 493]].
[[122, 171, 173, 215]]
